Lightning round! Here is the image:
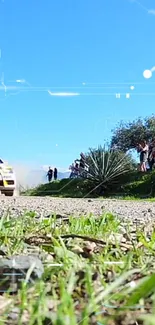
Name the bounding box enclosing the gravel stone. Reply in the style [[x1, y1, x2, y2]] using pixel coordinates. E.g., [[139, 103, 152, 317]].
[[0, 196, 154, 226]]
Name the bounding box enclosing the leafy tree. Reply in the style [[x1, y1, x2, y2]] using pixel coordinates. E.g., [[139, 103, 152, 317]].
[[110, 115, 155, 152], [82, 145, 136, 196]]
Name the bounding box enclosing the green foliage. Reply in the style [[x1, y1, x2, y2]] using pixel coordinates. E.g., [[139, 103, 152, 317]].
[[84, 145, 136, 195], [111, 115, 155, 152], [23, 170, 155, 199], [126, 274, 155, 306], [122, 171, 155, 198], [23, 146, 137, 198], [23, 178, 96, 198]]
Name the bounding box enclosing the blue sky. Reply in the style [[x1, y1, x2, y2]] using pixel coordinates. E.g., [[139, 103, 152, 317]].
[[1, 0, 155, 171]]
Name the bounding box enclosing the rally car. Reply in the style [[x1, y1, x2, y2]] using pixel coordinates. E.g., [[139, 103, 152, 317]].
[[0, 159, 16, 196]]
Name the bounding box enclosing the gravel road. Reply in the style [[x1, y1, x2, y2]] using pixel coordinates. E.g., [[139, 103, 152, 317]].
[[0, 196, 155, 225]]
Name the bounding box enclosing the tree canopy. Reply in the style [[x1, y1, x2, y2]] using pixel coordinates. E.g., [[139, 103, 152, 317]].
[[110, 115, 155, 152]]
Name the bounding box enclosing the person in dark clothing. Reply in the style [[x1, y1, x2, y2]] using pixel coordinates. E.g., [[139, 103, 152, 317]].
[[69, 163, 74, 178], [79, 152, 85, 168], [79, 152, 86, 177], [148, 140, 155, 171], [137, 140, 148, 172], [54, 168, 58, 180], [47, 167, 53, 182], [74, 162, 79, 177], [79, 159, 84, 169]]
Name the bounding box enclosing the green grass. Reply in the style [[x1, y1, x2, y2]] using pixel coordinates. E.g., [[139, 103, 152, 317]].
[[101, 196, 155, 201], [120, 196, 155, 201], [22, 178, 95, 198], [22, 171, 155, 199], [0, 211, 155, 324]]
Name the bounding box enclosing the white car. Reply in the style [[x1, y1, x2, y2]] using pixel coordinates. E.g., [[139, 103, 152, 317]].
[[0, 159, 16, 196]]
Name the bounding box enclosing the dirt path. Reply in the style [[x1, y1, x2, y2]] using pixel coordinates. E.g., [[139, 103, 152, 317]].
[[0, 197, 154, 226]]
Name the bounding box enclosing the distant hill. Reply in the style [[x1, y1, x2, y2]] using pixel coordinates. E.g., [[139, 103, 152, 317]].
[[58, 171, 70, 179]]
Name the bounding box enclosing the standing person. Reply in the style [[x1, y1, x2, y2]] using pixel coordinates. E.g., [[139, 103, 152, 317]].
[[69, 163, 74, 178], [78, 152, 86, 177], [137, 140, 149, 172], [54, 167, 58, 180], [74, 161, 79, 177], [47, 167, 53, 182], [79, 152, 85, 169], [148, 139, 155, 171]]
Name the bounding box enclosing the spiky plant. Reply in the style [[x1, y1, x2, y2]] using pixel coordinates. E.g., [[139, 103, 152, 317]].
[[82, 145, 136, 196]]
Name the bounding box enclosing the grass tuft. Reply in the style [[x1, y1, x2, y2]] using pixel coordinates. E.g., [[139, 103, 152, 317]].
[[0, 212, 154, 324]]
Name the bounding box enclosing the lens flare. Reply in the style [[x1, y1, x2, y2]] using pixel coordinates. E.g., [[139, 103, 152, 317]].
[[143, 69, 152, 79]]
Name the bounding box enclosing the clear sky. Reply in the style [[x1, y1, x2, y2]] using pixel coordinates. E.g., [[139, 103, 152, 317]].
[[0, 0, 155, 171]]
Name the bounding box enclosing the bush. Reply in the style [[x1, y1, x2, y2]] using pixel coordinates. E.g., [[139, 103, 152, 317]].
[[23, 170, 155, 199], [23, 178, 98, 198], [119, 171, 155, 198]]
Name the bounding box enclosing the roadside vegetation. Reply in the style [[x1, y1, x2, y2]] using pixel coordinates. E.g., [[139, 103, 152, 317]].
[[22, 169, 155, 199], [22, 146, 137, 198], [23, 115, 155, 199]]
